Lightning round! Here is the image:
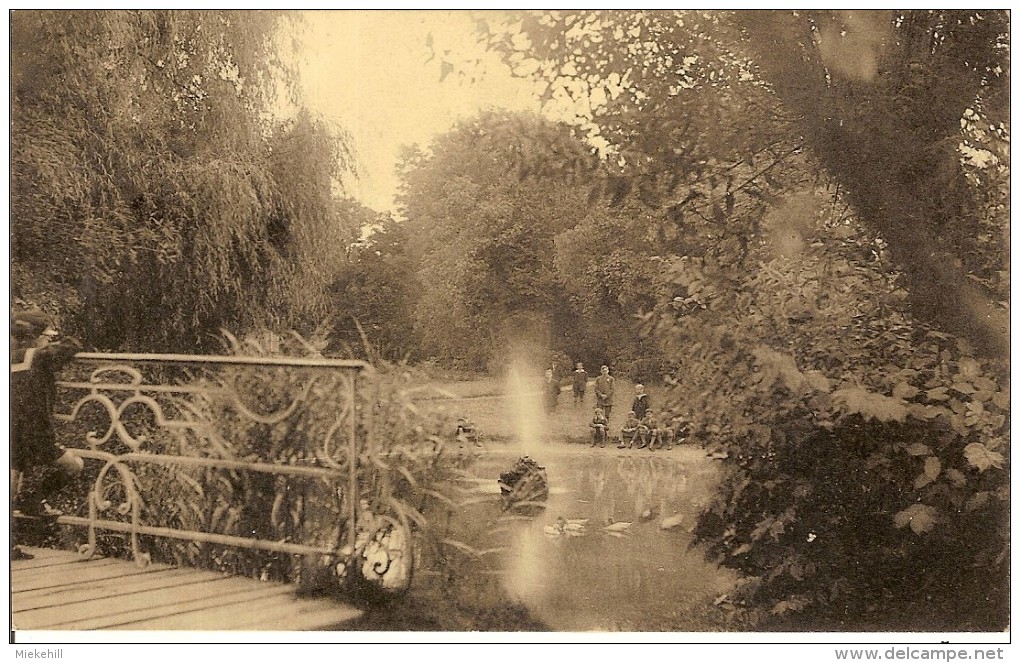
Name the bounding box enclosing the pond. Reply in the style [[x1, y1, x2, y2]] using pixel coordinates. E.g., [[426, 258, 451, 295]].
[[441, 446, 738, 632]]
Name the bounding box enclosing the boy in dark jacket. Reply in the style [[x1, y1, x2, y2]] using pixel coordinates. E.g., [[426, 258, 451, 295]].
[[572, 363, 588, 405], [594, 365, 615, 421], [11, 310, 84, 559], [631, 384, 650, 420]]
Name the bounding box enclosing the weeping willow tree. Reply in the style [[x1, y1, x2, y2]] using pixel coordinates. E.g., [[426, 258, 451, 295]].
[[11, 10, 356, 351]]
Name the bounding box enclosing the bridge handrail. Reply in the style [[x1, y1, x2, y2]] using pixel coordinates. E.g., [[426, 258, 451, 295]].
[[73, 351, 370, 371], [50, 352, 366, 572]]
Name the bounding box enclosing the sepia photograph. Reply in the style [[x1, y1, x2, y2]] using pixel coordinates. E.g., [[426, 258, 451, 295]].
[[7, 6, 1011, 651]]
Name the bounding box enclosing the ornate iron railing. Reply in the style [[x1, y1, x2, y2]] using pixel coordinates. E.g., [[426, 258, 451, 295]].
[[51, 352, 370, 572]]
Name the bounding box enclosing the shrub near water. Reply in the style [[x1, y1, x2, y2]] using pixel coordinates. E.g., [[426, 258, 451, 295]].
[[651, 248, 1009, 630]]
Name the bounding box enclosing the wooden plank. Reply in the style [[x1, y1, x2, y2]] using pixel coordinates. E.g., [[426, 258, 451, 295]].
[[43, 575, 293, 630], [12, 547, 74, 562], [218, 595, 363, 631], [14, 573, 269, 630], [19, 581, 261, 631], [11, 549, 80, 569], [11, 547, 363, 632], [14, 558, 167, 593], [15, 568, 192, 611], [12, 550, 103, 571], [256, 606, 364, 632], [62, 584, 297, 630], [118, 589, 312, 630], [13, 554, 120, 575]]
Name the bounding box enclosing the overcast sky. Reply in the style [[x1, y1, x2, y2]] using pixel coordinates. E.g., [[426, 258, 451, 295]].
[[294, 10, 545, 213]]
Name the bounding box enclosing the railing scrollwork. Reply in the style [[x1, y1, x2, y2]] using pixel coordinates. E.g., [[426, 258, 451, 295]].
[[52, 352, 373, 582]]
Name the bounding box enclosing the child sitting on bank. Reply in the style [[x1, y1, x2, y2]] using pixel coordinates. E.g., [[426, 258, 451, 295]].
[[657, 411, 676, 450], [618, 411, 640, 449], [637, 409, 656, 449], [455, 417, 480, 446], [590, 407, 608, 448], [645, 410, 663, 450], [670, 413, 691, 446]]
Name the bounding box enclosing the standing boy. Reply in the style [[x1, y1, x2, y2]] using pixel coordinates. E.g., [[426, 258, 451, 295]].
[[11, 310, 84, 560], [631, 384, 650, 420], [544, 368, 560, 412], [571, 362, 588, 405], [594, 365, 615, 421]]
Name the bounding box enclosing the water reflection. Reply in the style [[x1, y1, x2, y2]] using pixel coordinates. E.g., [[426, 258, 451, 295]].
[[449, 448, 736, 631]]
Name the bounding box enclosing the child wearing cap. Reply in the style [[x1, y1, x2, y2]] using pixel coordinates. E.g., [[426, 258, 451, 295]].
[[571, 363, 588, 405]]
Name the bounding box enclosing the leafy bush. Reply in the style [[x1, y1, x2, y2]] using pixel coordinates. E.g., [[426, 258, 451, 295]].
[[649, 216, 1009, 629]]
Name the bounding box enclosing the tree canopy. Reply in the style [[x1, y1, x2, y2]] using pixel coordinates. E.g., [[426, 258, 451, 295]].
[[398, 111, 592, 368], [12, 10, 357, 351], [735, 10, 1009, 359], [479, 9, 1009, 361]]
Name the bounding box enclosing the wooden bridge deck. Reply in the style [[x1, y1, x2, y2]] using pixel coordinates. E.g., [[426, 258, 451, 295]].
[[11, 547, 363, 631]]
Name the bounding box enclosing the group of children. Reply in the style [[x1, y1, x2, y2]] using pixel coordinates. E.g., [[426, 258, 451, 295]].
[[588, 381, 689, 451], [589, 407, 688, 450]]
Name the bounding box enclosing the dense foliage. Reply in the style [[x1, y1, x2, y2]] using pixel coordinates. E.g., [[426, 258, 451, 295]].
[[480, 9, 1010, 629], [13, 9, 1008, 631], [734, 10, 1009, 359], [648, 191, 1009, 628], [399, 112, 596, 369], [52, 329, 464, 601], [480, 9, 1009, 359], [395, 109, 721, 373], [12, 10, 357, 351], [325, 203, 421, 361]]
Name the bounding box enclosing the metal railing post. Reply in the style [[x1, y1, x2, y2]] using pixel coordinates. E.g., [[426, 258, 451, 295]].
[[348, 371, 359, 556]]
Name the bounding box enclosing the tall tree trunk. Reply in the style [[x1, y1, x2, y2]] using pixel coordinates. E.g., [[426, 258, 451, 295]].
[[737, 10, 1009, 362]]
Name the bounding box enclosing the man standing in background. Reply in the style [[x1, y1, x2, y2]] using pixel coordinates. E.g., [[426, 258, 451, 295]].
[[594, 364, 615, 421]]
